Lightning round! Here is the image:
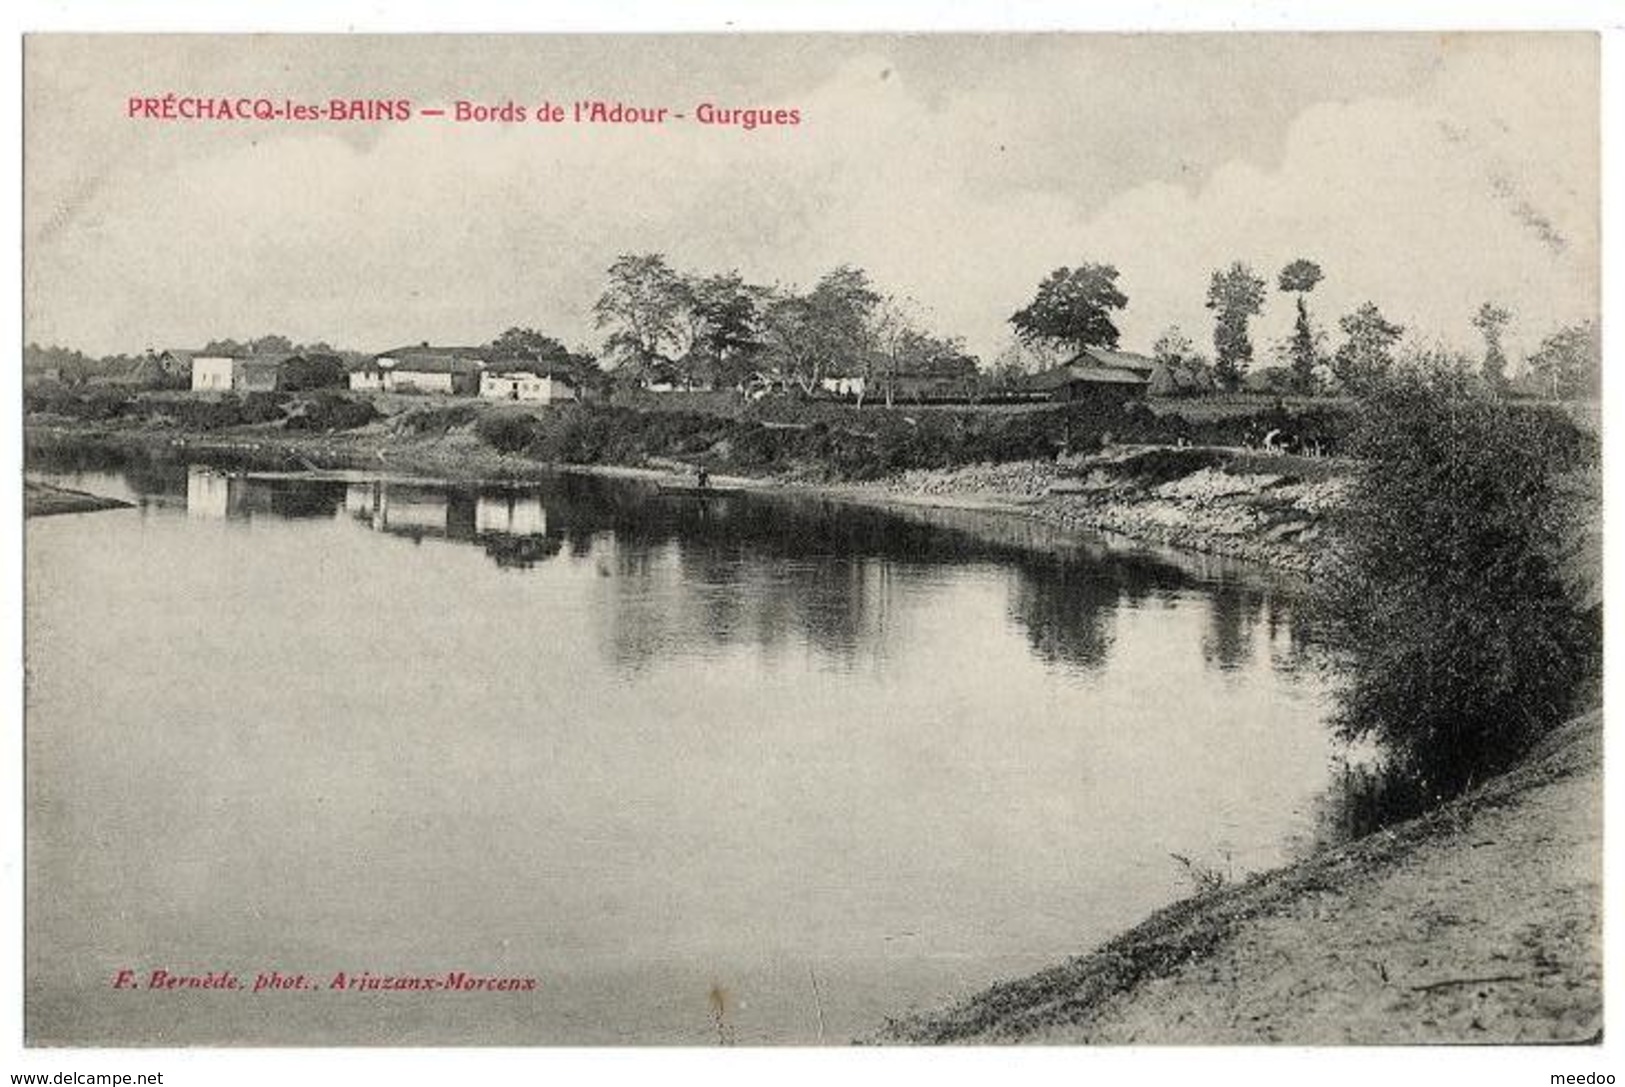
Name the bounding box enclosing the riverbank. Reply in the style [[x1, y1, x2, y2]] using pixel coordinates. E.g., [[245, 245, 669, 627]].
[[877, 706, 1602, 1044], [814, 449, 1345, 575], [23, 480, 134, 518], [24, 420, 1341, 575]]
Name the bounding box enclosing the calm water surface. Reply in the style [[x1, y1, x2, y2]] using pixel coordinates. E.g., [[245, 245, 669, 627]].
[[25, 452, 1334, 1044]]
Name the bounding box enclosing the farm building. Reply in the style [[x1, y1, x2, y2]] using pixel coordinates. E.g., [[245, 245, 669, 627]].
[[1020, 346, 1154, 404], [351, 345, 487, 395], [189, 353, 285, 392], [479, 362, 578, 404]]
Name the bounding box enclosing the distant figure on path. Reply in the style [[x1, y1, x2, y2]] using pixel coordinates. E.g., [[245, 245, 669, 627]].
[[696, 465, 711, 490]]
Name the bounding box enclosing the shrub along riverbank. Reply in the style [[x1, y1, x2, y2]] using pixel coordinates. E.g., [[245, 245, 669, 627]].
[[22, 384, 1350, 483], [880, 373, 1603, 1044]]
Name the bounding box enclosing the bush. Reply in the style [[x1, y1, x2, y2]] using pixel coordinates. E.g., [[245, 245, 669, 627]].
[[166, 394, 253, 430], [285, 393, 379, 431], [1314, 372, 1598, 799], [23, 386, 137, 421], [240, 392, 289, 424], [475, 412, 542, 453], [397, 403, 480, 435]]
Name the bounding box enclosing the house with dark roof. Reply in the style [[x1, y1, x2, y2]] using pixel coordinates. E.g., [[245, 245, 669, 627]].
[[351, 344, 487, 395], [1020, 346, 1154, 404]]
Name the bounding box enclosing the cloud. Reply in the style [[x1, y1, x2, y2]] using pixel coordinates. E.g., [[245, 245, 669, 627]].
[[24, 35, 1597, 370]]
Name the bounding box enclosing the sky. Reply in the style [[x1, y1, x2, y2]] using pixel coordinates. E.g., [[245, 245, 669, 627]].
[[22, 33, 1600, 369]]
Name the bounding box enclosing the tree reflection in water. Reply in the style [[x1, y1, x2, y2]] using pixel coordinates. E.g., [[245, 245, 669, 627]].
[[26, 440, 1320, 683]]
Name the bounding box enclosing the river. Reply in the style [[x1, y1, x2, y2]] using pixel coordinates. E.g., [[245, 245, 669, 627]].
[[24, 450, 1334, 1044]]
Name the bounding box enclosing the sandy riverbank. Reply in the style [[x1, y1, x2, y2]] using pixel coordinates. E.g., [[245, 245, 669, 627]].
[[877, 707, 1602, 1044]]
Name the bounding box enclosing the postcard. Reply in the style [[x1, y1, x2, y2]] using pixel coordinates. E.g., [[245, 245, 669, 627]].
[[19, 29, 1603, 1057]]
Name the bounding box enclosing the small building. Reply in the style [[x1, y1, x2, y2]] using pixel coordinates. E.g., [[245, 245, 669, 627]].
[[190, 353, 286, 392], [1020, 346, 1154, 404], [348, 359, 387, 393], [354, 345, 486, 395], [479, 361, 578, 404]]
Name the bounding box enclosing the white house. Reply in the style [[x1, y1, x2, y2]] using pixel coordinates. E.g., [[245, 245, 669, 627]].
[[348, 362, 387, 393], [190, 355, 242, 391], [479, 368, 577, 404], [190, 354, 284, 392]]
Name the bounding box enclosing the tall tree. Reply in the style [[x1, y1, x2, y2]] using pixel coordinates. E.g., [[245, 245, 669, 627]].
[[1526, 320, 1600, 400], [1009, 263, 1128, 355], [1278, 259, 1325, 394], [685, 272, 765, 389], [1151, 325, 1196, 366], [870, 295, 927, 408], [593, 253, 693, 381], [1471, 302, 1513, 392], [759, 266, 881, 395], [1331, 302, 1405, 396], [1206, 262, 1267, 391]]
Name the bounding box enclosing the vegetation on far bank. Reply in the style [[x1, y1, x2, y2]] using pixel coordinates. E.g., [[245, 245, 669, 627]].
[[25, 382, 1360, 483]]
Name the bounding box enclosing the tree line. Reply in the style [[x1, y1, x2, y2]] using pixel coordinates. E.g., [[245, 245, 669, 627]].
[[590, 253, 974, 406], [995, 256, 1599, 400], [26, 251, 1600, 402]]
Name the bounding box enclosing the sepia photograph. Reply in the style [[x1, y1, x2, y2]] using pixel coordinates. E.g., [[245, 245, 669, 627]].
[[15, 22, 1607, 1067]]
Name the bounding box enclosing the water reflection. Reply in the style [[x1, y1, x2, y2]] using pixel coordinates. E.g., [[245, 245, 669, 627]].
[[185, 467, 348, 521], [27, 445, 1322, 684]]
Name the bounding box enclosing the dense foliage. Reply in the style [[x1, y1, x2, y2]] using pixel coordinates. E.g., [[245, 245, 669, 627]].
[[23, 387, 381, 432], [1314, 372, 1598, 798], [473, 412, 543, 453], [485, 399, 1348, 481], [1008, 263, 1128, 354], [1206, 262, 1267, 391], [283, 392, 379, 431]]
